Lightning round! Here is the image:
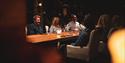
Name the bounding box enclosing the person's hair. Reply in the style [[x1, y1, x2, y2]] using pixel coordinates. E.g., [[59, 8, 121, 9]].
[[111, 15, 121, 27], [96, 14, 110, 28], [71, 14, 77, 18], [52, 16, 60, 27], [33, 15, 41, 21], [70, 14, 77, 21]]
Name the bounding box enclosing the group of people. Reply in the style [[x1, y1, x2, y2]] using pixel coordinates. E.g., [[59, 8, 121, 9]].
[[26, 13, 125, 63], [26, 13, 125, 47], [26, 14, 87, 47], [26, 14, 86, 35]]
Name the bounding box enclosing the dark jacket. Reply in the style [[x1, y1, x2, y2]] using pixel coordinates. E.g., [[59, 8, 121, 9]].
[[27, 23, 44, 35]]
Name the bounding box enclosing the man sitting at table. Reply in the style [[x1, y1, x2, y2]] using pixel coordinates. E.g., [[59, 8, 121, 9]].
[[65, 14, 86, 32], [27, 15, 44, 35], [65, 14, 87, 46], [59, 14, 87, 56]]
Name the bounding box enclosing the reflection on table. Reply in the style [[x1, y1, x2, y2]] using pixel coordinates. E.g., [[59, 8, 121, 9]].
[[26, 31, 79, 43]]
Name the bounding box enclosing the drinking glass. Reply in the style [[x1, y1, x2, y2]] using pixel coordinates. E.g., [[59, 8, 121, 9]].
[[56, 29, 62, 38], [45, 25, 49, 34]]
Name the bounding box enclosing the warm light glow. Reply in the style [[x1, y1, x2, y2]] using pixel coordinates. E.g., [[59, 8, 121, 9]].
[[56, 29, 62, 35], [38, 3, 42, 6], [108, 29, 125, 63]]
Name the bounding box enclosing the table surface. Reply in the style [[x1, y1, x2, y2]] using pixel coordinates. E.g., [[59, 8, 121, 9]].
[[26, 32, 79, 43]]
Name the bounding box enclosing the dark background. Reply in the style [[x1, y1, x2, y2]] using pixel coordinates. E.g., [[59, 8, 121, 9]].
[[43, 0, 125, 14], [27, 0, 125, 24]]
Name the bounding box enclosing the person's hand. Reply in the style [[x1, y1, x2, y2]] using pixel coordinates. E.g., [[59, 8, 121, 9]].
[[108, 29, 125, 63]]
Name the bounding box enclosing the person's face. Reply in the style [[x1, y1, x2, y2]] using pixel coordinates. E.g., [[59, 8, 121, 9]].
[[63, 8, 68, 16], [71, 15, 77, 22], [34, 17, 41, 25]]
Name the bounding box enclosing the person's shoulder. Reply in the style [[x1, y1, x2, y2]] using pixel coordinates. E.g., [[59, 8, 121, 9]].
[[50, 25, 54, 27], [27, 23, 36, 29], [80, 24, 86, 29], [50, 25, 56, 28], [67, 21, 72, 25], [75, 21, 80, 26], [91, 27, 101, 33], [68, 21, 73, 23], [28, 23, 34, 26], [76, 21, 80, 24]]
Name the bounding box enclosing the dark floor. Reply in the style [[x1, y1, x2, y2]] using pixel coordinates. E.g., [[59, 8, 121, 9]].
[[66, 54, 111, 63], [66, 57, 88, 63]]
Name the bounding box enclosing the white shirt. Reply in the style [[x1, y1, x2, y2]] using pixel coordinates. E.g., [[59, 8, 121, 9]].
[[65, 21, 86, 31], [49, 25, 62, 33]]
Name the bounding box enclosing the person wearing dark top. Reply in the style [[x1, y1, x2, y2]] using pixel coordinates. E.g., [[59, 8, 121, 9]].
[[27, 15, 44, 35], [89, 14, 111, 63], [71, 13, 96, 47], [60, 7, 70, 27]]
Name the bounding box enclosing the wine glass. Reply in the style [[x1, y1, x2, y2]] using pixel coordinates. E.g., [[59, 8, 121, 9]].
[[56, 29, 62, 38], [56, 29, 62, 35]]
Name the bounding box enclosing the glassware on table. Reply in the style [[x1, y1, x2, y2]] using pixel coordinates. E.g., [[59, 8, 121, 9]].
[[45, 25, 49, 34], [56, 29, 62, 38], [56, 29, 62, 35]]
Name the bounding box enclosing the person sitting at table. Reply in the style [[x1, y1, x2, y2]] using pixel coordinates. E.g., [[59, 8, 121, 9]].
[[71, 13, 94, 46], [58, 14, 86, 56], [65, 14, 87, 46], [27, 15, 44, 35], [49, 16, 62, 33], [65, 14, 86, 32]]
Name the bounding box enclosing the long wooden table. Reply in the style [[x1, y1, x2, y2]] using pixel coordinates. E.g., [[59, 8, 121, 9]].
[[26, 32, 79, 44], [26, 32, 79, 57]]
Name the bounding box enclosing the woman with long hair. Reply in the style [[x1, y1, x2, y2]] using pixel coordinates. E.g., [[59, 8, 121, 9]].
[[89, 14, 111, 63], [50, 16, 62, 33]]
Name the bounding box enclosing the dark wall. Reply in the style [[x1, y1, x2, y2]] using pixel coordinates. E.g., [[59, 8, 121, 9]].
[[27, 0, 43, 24], [27, 0, 34, 24], [0, 0, 28, 63], [27, 0, 125, 26]]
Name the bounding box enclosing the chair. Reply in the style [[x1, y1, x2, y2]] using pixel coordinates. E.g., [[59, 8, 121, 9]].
[[67, 32, 92, 62], [67, 28, 108, 62]]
